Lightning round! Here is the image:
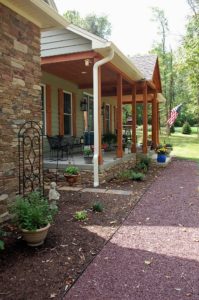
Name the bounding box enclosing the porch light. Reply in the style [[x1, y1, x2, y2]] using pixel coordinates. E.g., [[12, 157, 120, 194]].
[[84, 59, 91, 67], [80, 97, 88, 111]]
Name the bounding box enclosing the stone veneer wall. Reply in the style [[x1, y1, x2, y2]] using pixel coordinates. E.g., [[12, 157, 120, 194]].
[[44, 154, 136, 186], [0, 4, 41, 222]]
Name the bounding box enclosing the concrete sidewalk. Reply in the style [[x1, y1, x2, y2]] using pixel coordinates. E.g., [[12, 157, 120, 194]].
[[64, 160, 199, 300]]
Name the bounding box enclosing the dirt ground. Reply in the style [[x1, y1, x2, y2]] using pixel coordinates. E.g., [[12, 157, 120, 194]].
[[0, 165, 162, 300]]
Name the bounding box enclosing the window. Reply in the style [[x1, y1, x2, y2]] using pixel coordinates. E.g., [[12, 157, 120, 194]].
[[83, 93, 94, 132], [63, 91, 72, 135], [41, 84, 46, 134], [104, 104, 110, 133]]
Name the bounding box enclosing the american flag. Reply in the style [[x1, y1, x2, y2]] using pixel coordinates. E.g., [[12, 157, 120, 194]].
[[167, 104, 182, 127]]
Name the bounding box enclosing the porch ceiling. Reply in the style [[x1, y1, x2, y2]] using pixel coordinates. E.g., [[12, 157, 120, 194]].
[[41, 54, 155, 97]]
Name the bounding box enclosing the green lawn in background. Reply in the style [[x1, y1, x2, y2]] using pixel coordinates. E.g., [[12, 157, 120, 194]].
[[160, 128, 199, 163], [136, 126, 199, 163]]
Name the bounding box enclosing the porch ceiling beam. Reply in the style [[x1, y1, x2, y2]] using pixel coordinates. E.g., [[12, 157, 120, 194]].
[[41, 51, 98, 65], [79, 81, 117, 90], [106, 62, 135, 85], [147, 80, 156, 90]]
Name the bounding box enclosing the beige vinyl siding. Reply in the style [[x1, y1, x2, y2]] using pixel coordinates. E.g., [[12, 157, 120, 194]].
[[41, 71, 84, 137], [41, 28, 92, 57]]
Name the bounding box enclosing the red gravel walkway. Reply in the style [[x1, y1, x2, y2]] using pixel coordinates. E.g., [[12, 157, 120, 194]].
[[64, 160, 199, 300]]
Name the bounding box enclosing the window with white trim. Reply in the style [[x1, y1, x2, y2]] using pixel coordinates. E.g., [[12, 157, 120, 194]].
[[104, 104, 110, 133], [63, 91, 72, 135], [41, 84, 46, 134]]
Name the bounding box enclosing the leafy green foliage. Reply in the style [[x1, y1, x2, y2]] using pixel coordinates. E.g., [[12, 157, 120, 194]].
[[130, 172, 145, 181], [182, 121, 192, 134], [139, 156, 151, 169], [92, 202, 103, 212], [170, 125, 175, 133], [135, 162, 148, 173], [102, 133, 117, 145], [65, 166, 79, 175], [118, 170, 132, 181], [83, 148, 93, 156], [10, 192, 58, 231], [118, 169, 145, 181], [74, 210, 87, 221], [63, 10, 111, 39]]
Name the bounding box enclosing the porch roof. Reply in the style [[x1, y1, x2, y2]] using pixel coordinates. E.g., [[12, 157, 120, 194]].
[[0, 0, 69, 29]]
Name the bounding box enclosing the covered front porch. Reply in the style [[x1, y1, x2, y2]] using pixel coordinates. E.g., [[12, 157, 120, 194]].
[[41, 28, 164, 185]]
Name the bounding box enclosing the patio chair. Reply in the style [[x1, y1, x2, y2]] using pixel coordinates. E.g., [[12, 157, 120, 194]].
[[47, 135, 63, 160]]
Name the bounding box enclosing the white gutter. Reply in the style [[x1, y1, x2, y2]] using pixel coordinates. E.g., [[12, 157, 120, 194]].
[[93, 49, 114, 187]]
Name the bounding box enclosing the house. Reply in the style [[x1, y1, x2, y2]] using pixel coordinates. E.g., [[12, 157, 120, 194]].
[[0, 0, 165, 223], [41, 26, 165, 186], [0, 0, 68, 222]]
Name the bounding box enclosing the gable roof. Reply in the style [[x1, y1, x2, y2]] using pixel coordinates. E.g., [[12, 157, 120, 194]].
[[130, 54, 157, 81]]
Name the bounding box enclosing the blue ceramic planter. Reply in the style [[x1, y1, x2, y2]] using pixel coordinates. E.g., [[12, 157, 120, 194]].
[[157, 154, 166, 163]]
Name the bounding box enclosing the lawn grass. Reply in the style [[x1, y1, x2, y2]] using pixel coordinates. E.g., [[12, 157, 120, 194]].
[[160, 131, 199, 163], [136, 126, 199, 163]]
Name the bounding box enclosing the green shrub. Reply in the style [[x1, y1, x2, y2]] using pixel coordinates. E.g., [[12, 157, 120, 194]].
[[65, 166, 79, 175], [170, 125, 175, 133], [182, 122, 192, 135], [118, 170, 132, 180], [139, 156, 151, 169], [135, 162, 148, 173], [93, 202, 103, 212], [130, 172, 145, 181], [74, 210, 87, 221], [10, 192, 58, 231]]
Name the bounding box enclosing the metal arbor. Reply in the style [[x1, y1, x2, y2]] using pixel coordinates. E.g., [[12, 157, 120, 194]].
[[18, 121, 44, 196]]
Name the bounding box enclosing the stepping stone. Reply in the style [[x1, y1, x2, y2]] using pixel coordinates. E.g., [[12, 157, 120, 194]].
[[106, 189, 132, 195], [82, 188, 107, 193], [59, 186, 82, 191]]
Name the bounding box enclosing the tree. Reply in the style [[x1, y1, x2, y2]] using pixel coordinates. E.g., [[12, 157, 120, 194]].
[[151, 8, 175, 133], [182, 1, 199, 134], [63, 10, 111, 39]]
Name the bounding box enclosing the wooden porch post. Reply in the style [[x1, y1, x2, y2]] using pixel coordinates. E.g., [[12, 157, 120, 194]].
[[143, 82, 148, 154], [157, 102, 160, 145], [98, 66, 103, 165], [152, 91, 158, 148], [131, 84, 136, 153], [117, 74, 123, 158]]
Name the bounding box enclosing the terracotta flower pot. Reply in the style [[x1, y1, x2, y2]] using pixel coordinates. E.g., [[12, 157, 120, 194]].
[[21, 223, 51, 247], [64, 174, 79, 186]]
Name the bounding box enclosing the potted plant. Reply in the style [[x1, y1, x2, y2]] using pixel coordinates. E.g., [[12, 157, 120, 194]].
[[102, 133, 117, 151], [164, 143, 173, 154], [64, 166, 80, 186], [10, 191, 58, 247], [83, 148, 93, 164], [156, 146, 169, 163]]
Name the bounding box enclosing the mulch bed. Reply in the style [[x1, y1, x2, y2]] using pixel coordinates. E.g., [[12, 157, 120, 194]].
[[0, 164, 163, 300]]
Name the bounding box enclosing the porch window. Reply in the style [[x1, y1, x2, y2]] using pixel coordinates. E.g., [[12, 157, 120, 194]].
[[41, 84, 46, 134], [83, 93, 94, 131], [104, 104, 110, 133], [63, 91, 72, 135]]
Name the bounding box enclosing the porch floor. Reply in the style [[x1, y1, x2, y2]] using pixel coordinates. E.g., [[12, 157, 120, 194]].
[[43, 151, 136, 171]]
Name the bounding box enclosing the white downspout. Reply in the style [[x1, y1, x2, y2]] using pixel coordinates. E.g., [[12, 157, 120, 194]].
[[93, 48, 114, 187]]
